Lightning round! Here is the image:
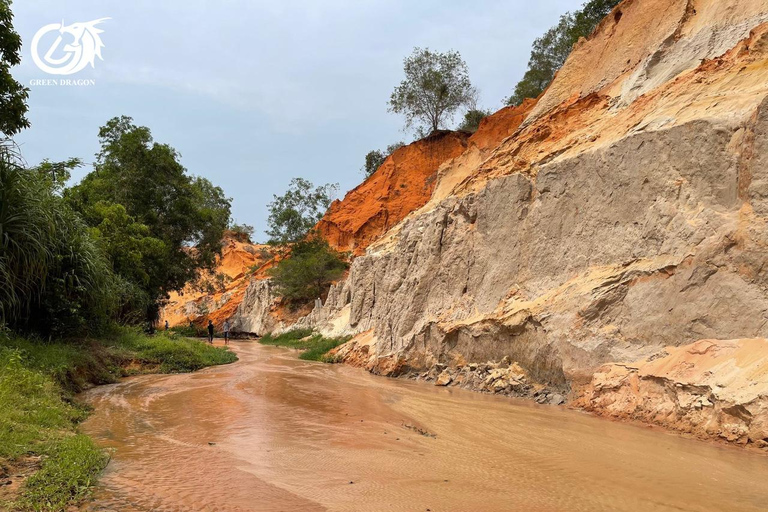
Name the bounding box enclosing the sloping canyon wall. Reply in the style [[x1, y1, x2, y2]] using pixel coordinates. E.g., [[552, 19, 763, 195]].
[[231, 0, 768, 447]]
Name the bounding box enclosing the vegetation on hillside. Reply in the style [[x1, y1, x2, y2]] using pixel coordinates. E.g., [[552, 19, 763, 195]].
[[263, 178, 346, 307], [228, 222, 255, 243], [267, 238, 347, 306], [506, 0, 622, 106], [259, 329, 351, 361], [458, 108, 491, 133]]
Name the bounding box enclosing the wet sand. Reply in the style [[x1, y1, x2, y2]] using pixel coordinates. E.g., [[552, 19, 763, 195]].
[[80, 341, 768, 512]]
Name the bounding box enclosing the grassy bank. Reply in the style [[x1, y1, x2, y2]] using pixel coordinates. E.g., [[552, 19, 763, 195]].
[[259, 329, 351, 361], [0, 328, 236, 511]]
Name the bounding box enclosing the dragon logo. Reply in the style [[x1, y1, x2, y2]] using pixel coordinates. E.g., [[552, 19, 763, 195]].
[[31, 18, 110, 75]]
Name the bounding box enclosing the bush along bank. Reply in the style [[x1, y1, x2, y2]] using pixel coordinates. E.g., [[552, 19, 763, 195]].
[[0, 327, 237, 511], [259, 329, 352, 362]]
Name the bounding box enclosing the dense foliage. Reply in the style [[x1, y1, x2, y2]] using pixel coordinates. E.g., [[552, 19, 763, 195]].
[[458, 109, 491, 133], [0, 153, 120, 335], [0, 0, 28, 136], [389, 48, 477, 136], [67, 116, 231, 322], [361, 141, 404, 177], [267, 238, 347, 305], [506, 0, 622, 106], [265, 177, 337, 245]]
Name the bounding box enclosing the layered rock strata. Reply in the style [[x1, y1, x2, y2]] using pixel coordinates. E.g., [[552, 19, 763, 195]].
[[231, 0, 768, 447]]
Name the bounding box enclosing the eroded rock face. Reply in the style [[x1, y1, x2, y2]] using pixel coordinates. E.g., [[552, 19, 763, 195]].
[[309, 113, 768, 385], [577, 339, 768, 446], [161, 236, 273, 329], [230, 279, 279, 335], [233, 0, 768, 447]]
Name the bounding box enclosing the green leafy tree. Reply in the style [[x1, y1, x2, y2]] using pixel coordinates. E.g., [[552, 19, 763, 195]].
[[506, 0, 622, 106], [267, 238, 347, 306], [67, 116, 232, 321], [458, 109, 491, 133], [389, 48, 477, 136], [0, 0, 29, 137], [266, 178, 337, 245], [361, 142, 404, 178]]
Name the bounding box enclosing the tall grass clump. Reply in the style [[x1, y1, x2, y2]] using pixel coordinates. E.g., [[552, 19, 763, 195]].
[[0, 148, 121, 337], [259, 329, 351, 361]]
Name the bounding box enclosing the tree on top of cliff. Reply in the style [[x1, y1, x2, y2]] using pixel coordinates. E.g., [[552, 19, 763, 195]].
[[505, 0, 622, 106], [0, 0, 29, 137], [228, 221, 255, 243], [266, 178, 338, 245], [389, 48, 477, 137]]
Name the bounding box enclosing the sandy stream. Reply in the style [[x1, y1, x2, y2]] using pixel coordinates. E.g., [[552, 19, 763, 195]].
[[78, 341, 768, 512]]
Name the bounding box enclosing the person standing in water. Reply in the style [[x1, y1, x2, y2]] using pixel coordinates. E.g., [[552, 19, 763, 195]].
[[207, 320, 214, 344], [222, 319, 231, 345]]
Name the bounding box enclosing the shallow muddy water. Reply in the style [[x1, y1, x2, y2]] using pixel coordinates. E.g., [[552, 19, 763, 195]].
[[80, 341, 768, 512]]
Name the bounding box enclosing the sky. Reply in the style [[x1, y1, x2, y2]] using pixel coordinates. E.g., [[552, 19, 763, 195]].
[[12, 0, 583, 240]]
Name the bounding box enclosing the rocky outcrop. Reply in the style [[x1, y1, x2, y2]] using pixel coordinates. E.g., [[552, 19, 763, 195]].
[[161, 235, 274, 328], [232, 0, 768, 447], [578, 339, 768, 447]]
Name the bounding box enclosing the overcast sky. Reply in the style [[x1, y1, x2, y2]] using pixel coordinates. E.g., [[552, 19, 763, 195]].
[[13, 0, 582, 240]]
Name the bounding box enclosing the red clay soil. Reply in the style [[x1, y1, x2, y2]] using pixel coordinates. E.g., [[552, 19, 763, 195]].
[[315, 131, 471, 255], [161, 235, 275, 328], [468, 98, 537, 151]]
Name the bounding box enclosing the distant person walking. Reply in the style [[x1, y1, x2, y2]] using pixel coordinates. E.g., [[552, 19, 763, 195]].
[[207, 320, 214, 344], [165, 320, 169, 331], [223, 319, 231, 345]]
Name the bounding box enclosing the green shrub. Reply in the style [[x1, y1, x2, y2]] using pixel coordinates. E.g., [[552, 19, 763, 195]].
[[267, 238, 347, 306], [458, 109, 491, 133]]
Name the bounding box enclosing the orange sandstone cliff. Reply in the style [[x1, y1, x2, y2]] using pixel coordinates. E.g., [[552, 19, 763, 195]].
[[161, 234, 274, 329], [316, 131, 469, 255]]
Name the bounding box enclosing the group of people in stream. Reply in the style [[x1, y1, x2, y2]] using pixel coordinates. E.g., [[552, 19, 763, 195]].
[[207, 319, 231, 345], [163, 318, 232, 345]]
